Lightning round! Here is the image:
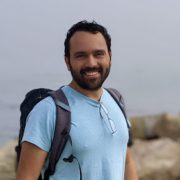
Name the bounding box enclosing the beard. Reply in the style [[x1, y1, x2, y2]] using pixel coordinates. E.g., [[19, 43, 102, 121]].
[[69, 64, 111, 91]]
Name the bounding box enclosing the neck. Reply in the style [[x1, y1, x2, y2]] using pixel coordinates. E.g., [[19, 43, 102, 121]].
[[69, 81, 103, 101]]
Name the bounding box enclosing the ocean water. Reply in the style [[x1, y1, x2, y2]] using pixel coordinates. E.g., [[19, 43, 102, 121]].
[[0, 62, 179, 146]]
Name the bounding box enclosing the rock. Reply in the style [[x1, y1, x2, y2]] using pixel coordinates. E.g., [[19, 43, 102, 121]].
[[0, 140, 17, 180], [131, 138, 180, 180], [1, 113, 180, 180], [130, 113, 180, 141], [130, 114, 162, 139], [155, 114, 180, 140]]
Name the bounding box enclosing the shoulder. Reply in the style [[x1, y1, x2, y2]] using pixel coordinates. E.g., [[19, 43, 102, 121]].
[[29, 96, 56, 116], [36, 96, 56, 108], [26, 96, 56, 131], [22, 96, 56, 152]]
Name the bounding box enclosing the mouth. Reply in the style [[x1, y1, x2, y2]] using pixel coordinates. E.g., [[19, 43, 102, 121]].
[[84, 71, 99, 77], [81, 68, 101, 79]]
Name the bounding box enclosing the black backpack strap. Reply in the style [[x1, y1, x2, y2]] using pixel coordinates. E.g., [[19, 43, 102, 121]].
[[44, 88, 71, 180], [105, 88, 133, 146]]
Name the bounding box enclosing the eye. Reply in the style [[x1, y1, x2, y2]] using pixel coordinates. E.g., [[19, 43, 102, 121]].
[[94, 51, 105, 58], [76, 54, 84, 58], [74, 53, 87, 59]]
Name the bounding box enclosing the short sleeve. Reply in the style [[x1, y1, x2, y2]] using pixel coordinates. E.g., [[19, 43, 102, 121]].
[[22, 97, 56, 152]]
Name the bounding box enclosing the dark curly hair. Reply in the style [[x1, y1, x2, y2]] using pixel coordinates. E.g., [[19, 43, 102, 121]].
[[64, 20, 111, 58]]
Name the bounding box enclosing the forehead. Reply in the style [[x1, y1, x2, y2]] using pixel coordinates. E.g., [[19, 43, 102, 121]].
[[69, 31, 108, 53]]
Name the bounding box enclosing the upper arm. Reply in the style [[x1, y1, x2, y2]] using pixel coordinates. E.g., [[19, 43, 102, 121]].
[[16, 98, 56, 179], [126, 147, 133, 164], [16, 141, 48, 180], [125, 147, 138, 180]]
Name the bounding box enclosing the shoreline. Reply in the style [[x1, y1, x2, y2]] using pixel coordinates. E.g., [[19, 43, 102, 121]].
[[0, 113, 180, 180]]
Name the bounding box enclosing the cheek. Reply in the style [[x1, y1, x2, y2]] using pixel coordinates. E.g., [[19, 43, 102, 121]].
[[103, 60, 111, 68], [69, 62, 82, 73], [72, 61, 85, 70]]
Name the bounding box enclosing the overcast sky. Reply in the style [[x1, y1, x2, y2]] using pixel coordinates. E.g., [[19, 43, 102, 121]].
[[0, 0, 180, 115]]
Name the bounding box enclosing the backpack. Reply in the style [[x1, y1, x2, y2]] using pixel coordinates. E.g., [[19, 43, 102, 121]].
[[15, 87, 131, 180]]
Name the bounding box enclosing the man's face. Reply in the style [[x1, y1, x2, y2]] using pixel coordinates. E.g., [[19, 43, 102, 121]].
[[65, 31, 111, 91]]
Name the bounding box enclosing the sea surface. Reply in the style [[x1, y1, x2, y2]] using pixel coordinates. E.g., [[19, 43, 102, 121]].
[[0, 60, 179, 146]]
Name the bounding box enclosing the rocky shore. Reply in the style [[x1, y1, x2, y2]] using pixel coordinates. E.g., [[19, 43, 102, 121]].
[[0, 140, 16, 180], [131, 113, 180, 180], [0, 113, 180, 180]]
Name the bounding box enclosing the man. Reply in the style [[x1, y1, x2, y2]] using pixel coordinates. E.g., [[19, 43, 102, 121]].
[[16, 20, 138, 180]]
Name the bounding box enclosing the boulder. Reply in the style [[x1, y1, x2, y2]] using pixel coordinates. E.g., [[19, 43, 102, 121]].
[[130, 113, 180, 141], [131, 138, 180, 180], [130, 114, 162, 139], [1, 113, 180, 180], [0, 140, 17, 180], [155, 114, 180, 140]]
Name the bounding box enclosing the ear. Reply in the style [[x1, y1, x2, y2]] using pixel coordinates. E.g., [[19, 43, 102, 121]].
[[109, 51, 112, 60], [65, 56, 70, 71]]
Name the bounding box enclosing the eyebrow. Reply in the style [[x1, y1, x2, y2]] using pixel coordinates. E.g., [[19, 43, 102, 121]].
[[94, 49, 106, 54], [73, 51, 87, 58], [74, 49, 106, 56], [74, 51, 86, 55]]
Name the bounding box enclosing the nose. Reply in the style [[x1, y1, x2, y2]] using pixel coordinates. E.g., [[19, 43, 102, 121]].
[[86, 54, 98, 67]]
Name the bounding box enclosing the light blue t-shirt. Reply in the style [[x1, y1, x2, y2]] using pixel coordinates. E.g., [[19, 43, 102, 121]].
[[22, 86, 129, 180]]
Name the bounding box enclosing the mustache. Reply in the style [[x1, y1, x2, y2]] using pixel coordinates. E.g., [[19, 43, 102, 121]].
[[80, 67, 102, 75]]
